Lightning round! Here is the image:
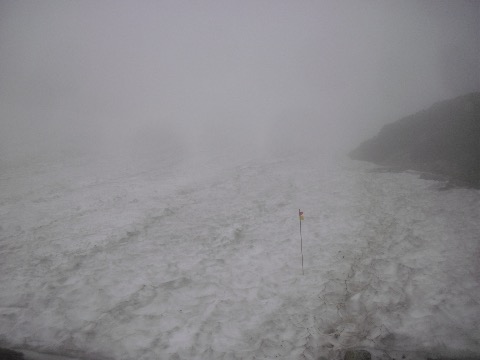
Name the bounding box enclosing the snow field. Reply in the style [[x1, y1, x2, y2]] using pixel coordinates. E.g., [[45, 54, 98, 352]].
[[0, 153, 479, 359]]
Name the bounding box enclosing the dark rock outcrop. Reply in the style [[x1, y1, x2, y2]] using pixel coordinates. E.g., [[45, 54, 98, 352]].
[[350, 92, 480, 188], [344, 349, 371, 360], [0, 347, 24, 360]]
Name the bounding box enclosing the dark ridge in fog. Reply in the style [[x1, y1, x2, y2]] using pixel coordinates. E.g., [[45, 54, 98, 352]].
[[350, 92, 480, 188], [0, 1, 479, 165]]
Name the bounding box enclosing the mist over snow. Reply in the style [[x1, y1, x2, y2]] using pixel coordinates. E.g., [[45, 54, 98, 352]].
[[0, 1, 479, 359], [0, 0, 478, 163]]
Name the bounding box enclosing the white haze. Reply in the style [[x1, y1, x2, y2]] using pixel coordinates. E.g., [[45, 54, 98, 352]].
[[0, 0, 479, 163], [1, 2, 480, 359]]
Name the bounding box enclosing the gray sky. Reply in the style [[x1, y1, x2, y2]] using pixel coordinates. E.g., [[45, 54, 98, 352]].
[[0, 0, 478, 160]]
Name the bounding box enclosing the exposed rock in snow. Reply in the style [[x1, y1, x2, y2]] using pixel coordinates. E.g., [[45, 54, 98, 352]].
[[350, 92, 480, 188], [0, 347, 24, 360], [344, 349, 371, 360]]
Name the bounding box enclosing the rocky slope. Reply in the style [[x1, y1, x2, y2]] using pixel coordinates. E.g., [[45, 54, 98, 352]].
[[349, 92, 480, 188]]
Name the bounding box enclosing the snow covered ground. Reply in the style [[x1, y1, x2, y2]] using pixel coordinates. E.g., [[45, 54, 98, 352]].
[[0, 151, 479, 360]]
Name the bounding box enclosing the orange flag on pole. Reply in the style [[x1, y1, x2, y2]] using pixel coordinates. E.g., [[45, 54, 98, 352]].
[[299, 209, 304, 275]]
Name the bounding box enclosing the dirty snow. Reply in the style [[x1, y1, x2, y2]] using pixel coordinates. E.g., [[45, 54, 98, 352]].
[[0, 152, 479, 359]]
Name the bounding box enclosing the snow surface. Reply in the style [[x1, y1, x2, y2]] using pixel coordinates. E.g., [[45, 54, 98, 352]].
[[0, 152, 479, 360]]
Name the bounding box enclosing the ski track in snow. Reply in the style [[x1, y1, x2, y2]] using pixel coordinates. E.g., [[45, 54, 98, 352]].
[[0, 153, 479, 360]]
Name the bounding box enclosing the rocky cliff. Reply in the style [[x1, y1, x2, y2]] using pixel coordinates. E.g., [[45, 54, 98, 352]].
[[350, 92, 480, 188]]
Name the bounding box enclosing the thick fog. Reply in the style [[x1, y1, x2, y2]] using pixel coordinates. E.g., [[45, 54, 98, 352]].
[[0, 0, 479, 163]]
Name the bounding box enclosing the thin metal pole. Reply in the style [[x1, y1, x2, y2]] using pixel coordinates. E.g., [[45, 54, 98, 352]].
[[299, 209, 304, 275]]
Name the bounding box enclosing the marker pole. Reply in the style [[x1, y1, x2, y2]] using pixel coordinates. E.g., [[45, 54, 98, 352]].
[[299, 209, 304, 275]]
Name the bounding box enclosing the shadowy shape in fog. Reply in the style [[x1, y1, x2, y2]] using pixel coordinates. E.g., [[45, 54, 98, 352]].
[[350, 92, 480, 188]]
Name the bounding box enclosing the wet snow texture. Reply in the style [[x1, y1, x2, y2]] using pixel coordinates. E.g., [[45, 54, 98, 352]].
[[0, 153, 479, 360]]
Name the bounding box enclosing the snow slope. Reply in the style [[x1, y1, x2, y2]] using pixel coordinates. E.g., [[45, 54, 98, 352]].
[[0, 152, 479, 359]]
